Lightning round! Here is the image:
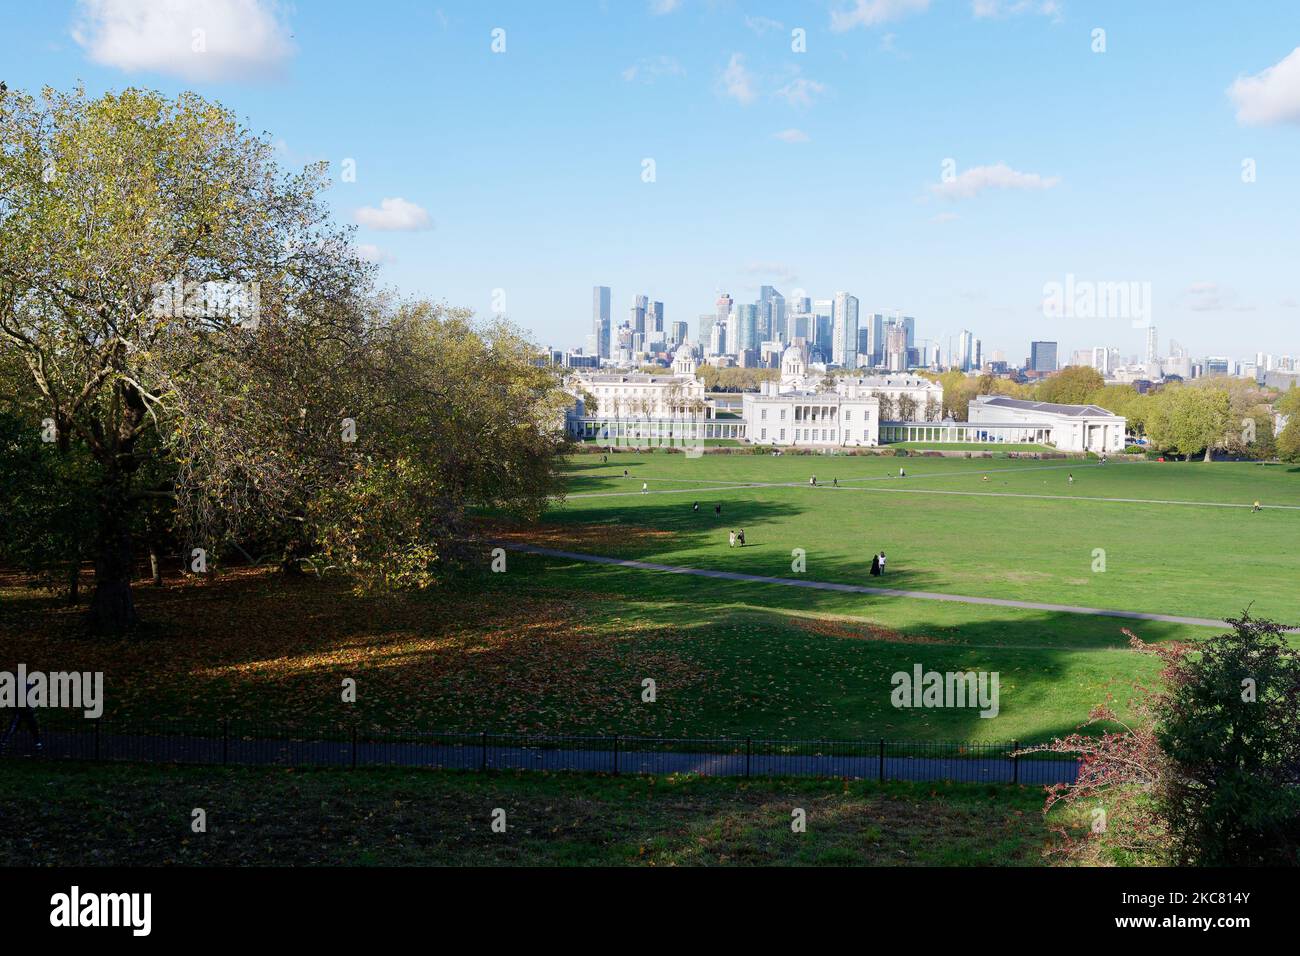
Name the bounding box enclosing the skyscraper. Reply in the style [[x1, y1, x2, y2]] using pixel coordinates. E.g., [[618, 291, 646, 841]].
[[715, 293, 734, 356], [1030, 341, 1058, 373], [1145, 326, 1158, 364], [591, 285, 611, 360], [630, 295, 648, 335], [958, 330, 974, 372], [863, 313, 885, 366], [832, 292, 859, 368]]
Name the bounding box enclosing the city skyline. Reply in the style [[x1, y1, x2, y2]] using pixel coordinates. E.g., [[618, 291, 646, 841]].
[[3, 1, 1298, 357]]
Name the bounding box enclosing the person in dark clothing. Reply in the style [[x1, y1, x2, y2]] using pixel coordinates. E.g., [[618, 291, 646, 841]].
[[692, 501, 699, 512], [737, 529, 745, 546], [714, 504, 721, 517], [1, 679, 43, 752], [870, 553, 881, 577]]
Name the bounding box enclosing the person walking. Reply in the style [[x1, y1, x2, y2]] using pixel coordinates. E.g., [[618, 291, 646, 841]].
[[1068, 473, 1074, 485], [737, 529, 746, 547], [832, 477, 838, 487], [729, 530, 736, 548], [898, 467, 906, 478], [692, 501, 699, 513], [878, 551, 887, 576], [641, 482, 648, 494], [623, 469, 629, 478], [0, 677, 43, 753], [715, 504, 722, 517], [869, 553, 881, 577], [1253, 500, 1262, 513], [810, 475, 816, 486]]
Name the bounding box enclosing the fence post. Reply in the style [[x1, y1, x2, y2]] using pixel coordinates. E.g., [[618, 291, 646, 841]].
[[351, 725, 357, 770], [745, 738, 752, 778], [1012, 740, 1020, 785], [480, 731, 488, 772], [222, 718, 229, 766], [878, 739, 885, 782], [613, 735, 619, 775]]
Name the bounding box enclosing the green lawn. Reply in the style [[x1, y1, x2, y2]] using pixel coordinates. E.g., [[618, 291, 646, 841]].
[[0, 760, 1069, 866], [1, 455, 1293, 747], [550, 456, 1300, 624]]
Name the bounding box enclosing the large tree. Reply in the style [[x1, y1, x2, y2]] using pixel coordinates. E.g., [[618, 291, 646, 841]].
[[0, 85, 371, 629]]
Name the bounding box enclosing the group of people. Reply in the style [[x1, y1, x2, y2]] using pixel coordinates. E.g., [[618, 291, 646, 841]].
[[869, 551, 888, 577], [728, 529, 747, 547]]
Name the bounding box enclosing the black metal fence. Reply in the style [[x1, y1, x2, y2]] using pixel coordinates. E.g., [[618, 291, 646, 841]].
[[2, 717, 1081, 785]]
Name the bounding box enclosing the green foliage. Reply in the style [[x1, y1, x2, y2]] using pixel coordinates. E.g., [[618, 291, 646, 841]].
[[0, 410, 97, 592], [1035, 365, 1104, 405], [1156, 613, 1300, 865], [1145, 384, 1232, 460]]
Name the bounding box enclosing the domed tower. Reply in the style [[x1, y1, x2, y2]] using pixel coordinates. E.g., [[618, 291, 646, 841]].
[[672, 344, 697, 377], [780, 343, 806, 389]]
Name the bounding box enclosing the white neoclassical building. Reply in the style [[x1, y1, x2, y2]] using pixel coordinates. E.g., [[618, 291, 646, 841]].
[[740, 345, 945, 448], [570, 345, 750, 444], [963, 396, 1126, 452]]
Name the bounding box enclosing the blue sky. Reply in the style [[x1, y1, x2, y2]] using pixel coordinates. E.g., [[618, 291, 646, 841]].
[[3, 0, 1299, 362]]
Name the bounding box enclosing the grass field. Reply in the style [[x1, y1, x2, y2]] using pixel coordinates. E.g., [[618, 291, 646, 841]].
[[1, 454, 1294, 748], [0, 760, 1072, 866]]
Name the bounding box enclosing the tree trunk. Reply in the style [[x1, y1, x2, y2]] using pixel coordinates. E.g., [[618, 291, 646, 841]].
[[66, 562, 80, 605], [1204, 444, 1214, 462], [149, 541, 163, 586], [88, 479, 138, 632]]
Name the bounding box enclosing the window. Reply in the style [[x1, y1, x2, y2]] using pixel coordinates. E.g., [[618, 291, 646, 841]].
[[761, 428, 767, 439], [761, 409, 768, 421], [780, 409, 787, 421], [844, 410, 852, 421], [779, 429, 785, 440]]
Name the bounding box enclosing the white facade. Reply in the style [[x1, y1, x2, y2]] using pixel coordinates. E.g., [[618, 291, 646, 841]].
[[967, 396, 1126, 452], [574, 346, 709, 420]]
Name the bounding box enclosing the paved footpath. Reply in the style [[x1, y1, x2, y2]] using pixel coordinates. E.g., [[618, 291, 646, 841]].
[[503, 542, 1231, 629], [7, 730, 1079, 786]]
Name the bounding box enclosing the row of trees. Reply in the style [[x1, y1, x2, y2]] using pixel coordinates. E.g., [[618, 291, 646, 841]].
[[926, 364, 1299, 460], [0, 84, 571, 632]]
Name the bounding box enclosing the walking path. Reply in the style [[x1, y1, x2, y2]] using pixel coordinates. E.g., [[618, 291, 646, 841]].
[[6, 729, 1079, 786], [503, 542, 1230, 629]]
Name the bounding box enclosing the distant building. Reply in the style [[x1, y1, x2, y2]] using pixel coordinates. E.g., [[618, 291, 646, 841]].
[[1029, 341, 1058, 373], [832, 292, 859, 368], [591, 285, 611, 360], [966, 395, 1124, 452]]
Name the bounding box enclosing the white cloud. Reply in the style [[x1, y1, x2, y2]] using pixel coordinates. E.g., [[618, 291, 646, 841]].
[[649, 0, 681, 14], [355, 244, 393, 265], [72, 0, 294, 81], [745, 15, 784, 35], [355, 198, 433, 232], [719, 53, 757, 105], [930, 162, 1061, 200], [831, 0, 930, 32], [971, 0, 1062, 19], [1228, 47, 1300, 126], [773, 128, 810, 143], [622, 55, 685, 83], [775, 76, 827, 108]]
